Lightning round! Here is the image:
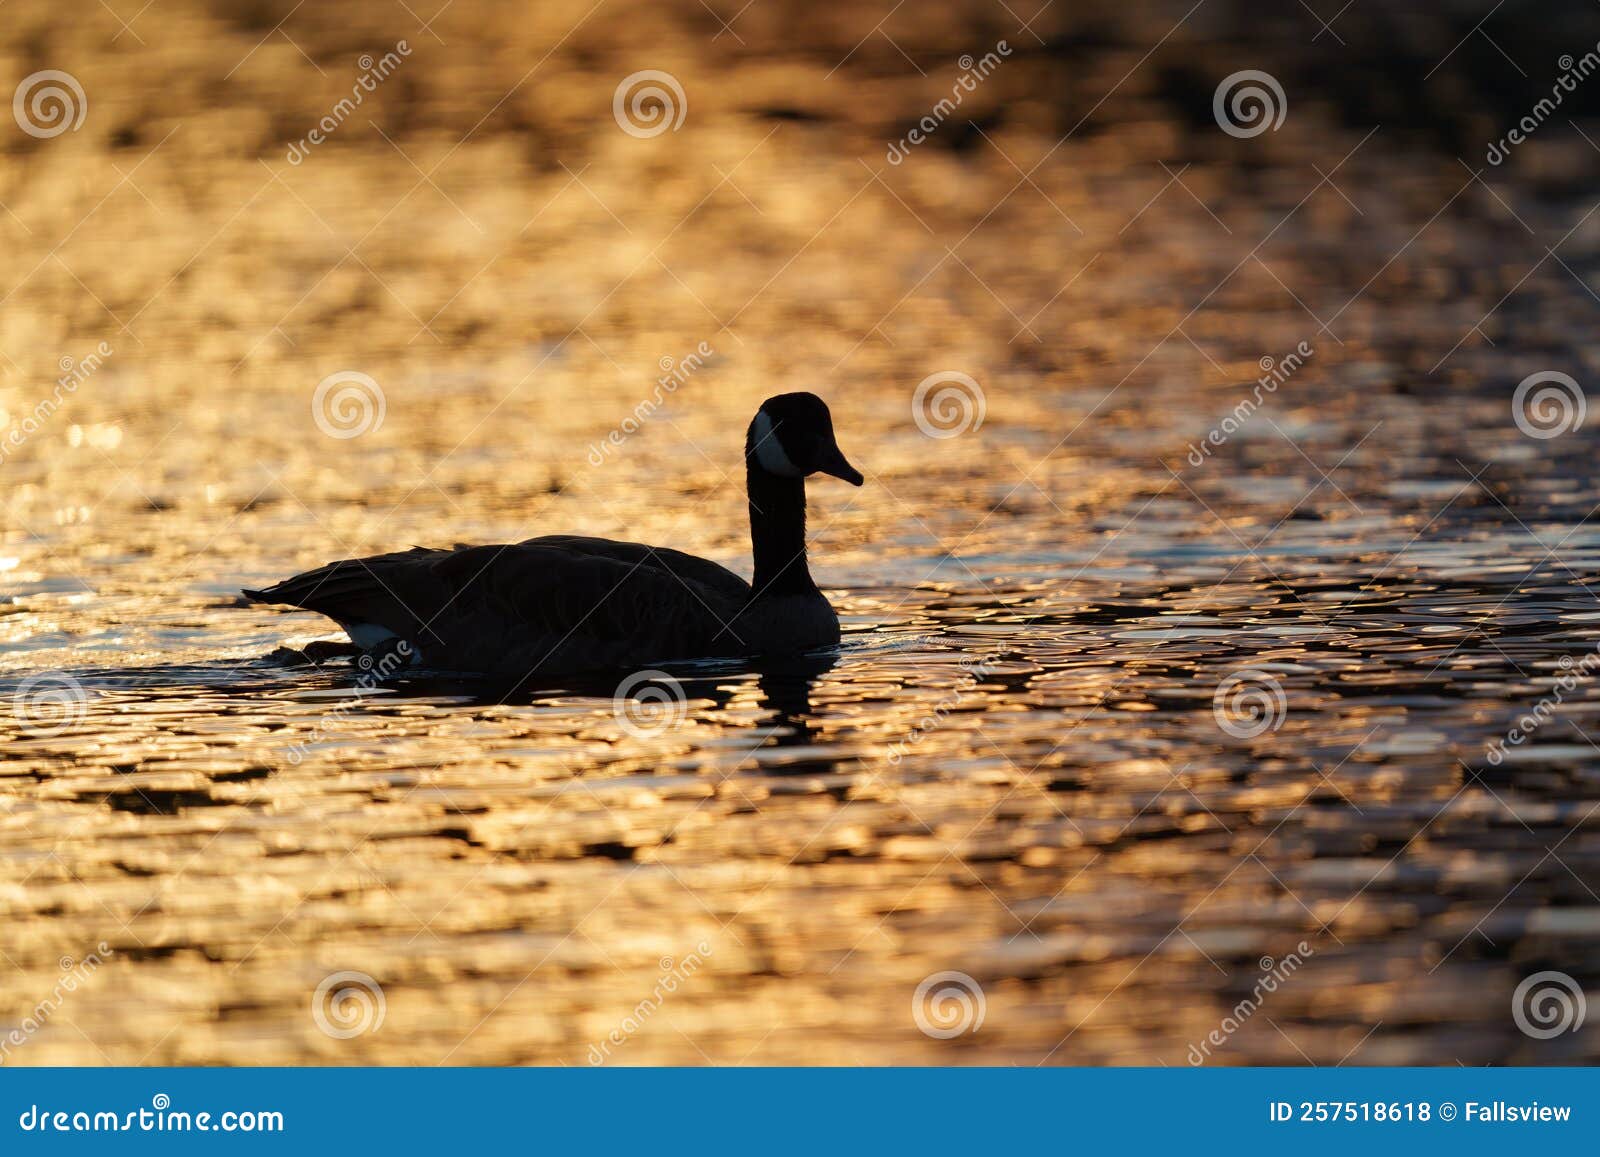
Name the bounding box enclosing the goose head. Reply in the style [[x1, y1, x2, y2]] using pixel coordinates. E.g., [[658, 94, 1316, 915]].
[[746, 392, 864, 486]]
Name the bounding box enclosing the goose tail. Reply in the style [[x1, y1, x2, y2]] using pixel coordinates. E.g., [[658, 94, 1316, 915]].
[[242, 577, 314, 606]]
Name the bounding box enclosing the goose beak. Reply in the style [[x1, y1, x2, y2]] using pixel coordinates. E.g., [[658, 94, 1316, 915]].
[[818, 442, 864, 486]]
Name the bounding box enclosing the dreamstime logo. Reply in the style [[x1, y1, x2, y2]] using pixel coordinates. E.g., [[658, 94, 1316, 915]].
[[613, 669, 689, 738], [588, 340, 714, 466], [586, 942, 713, 1065], [312, 371, 386, 439], [912, 970, 985, 1039], [0, 942, 113, 1066], [1211, 669, 1287, 738], [885, 40, 1011, 163], [886, 655, 1000, 764], [286, 41, 412, 164], [913, 372, 985, 439], [311, 970, 385, 1039], [1486, 649, 1600, 765], [11, 672, 90, 737], [0, 341, 113, 467], [612, 70, 687, 138], [1185, 341, 1313, 467], [285, 641, 414, 766], [1512, 371, 1584, 439], [1512, 970, 1586, 1039], [1187, 942, 1314, 1064], [1213, 70, 1286, 139], [16, 1093, 282, 1133], [1487, 43, 1600, 165], [13, 71, 88, 139]]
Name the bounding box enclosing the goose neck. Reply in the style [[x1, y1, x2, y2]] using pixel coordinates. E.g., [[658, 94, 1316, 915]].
[[747, 458, 816, 597]]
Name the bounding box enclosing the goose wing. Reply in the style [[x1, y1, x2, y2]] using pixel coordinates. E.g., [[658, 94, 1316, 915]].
[[244, 536, 753, 671]]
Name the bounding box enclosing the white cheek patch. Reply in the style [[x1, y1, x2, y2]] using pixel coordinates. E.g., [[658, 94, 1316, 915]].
[[751, 410, 805, 477]]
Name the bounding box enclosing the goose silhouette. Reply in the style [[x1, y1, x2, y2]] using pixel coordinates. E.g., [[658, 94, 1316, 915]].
[[244, 392, 863, 676]]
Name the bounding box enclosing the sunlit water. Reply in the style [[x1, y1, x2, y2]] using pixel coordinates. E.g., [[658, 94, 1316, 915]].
[[4, 0, 1600, 1065]]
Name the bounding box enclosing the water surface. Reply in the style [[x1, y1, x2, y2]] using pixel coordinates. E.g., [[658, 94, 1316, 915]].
[[3, 0, 1599, 1065]]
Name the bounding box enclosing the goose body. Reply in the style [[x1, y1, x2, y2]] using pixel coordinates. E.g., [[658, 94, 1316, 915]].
[[244, 392, 863, 677]]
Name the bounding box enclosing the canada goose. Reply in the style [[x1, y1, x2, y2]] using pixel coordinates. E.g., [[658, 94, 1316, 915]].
[[243, 392, 863, 676]]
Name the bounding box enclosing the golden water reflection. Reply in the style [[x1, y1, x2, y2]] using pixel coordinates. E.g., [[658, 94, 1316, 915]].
[[3, 0, 1600, 1065]]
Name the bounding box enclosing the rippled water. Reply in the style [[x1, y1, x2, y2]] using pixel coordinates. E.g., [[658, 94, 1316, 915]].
[[4, 0, 1600, 1065]]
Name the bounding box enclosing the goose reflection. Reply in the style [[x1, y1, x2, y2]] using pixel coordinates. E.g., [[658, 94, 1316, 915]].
[[383, 649, 841, 755]]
